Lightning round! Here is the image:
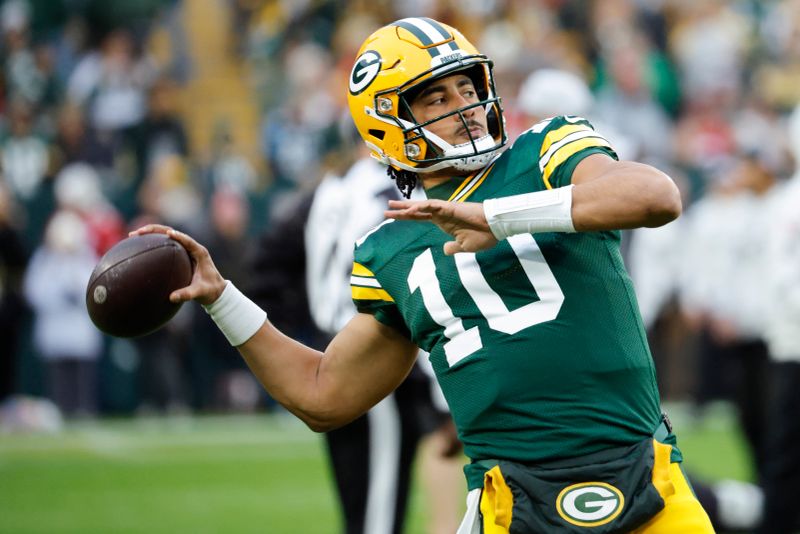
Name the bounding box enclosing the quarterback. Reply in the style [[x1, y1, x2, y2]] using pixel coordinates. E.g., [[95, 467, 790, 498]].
[[134, 18, 713, 533]]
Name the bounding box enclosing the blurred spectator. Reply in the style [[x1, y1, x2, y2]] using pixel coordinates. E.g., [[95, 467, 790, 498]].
[[0, 183, 28, 403], [1, 0, 29, 37], [1, 100, 51, 202], [672, 95, 738, 202], [51, 14, 89, 84], [191, 186, 259, 411], [669, 0, 750, 105], [2, 5, 62, 122], [137, 154, 201, 229], [66, 28, 157, 133], [52, 103, 116, 170], [23, 209, 101, 418], [517, 68, 594, 120], [593, 31, 675, 164], [757, 104, 800, 533], [205, 123, 257, 199], [515, 67, 636, 159], [205, 187, 252, 298], [1, 99, 56, 248], [248, 188, 324, 350], [132, 304, 192, 415], [591, 2, 681, 116], [129, 77, 188, 181], [260, 42, 338, 192], [679, 116, 787, 482], [125, 76, 189, 218], [53, 162, 125, 256], [755, 0, 800, 109]]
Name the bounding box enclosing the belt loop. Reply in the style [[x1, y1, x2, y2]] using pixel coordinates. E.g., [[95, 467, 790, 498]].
[[661, 411, 673, 433]]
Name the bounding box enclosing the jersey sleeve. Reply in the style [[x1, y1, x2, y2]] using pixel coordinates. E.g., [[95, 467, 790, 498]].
[[350, 259, 411, 338], [537, 116, 618, 189]]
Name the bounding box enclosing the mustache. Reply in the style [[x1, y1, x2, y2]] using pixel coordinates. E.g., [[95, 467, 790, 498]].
[[455, 120, 485, 139]]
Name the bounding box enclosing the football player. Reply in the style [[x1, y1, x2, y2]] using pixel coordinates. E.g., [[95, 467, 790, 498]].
[[134, 18, 713, 533]]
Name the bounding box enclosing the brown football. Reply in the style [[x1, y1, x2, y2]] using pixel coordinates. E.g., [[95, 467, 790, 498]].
[[86, 234, 193, 338]]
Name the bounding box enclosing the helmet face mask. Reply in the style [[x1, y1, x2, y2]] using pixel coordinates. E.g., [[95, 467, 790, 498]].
[[348, 18, 507, 176]]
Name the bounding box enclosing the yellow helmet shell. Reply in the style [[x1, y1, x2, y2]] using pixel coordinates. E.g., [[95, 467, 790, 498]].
[[347, 18, 506, 173]]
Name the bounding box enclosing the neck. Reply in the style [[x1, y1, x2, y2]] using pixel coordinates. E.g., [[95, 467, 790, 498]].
[[420, 168, 472, 190], [421, 175, 454, 189]]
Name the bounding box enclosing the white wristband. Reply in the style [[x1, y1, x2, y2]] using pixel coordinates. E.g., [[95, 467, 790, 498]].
[[202, 281, 267, 347], [483, 185, 576, 240]]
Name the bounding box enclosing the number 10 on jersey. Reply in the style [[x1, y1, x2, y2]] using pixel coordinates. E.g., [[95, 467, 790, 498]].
[[408, 234, 564, 367]]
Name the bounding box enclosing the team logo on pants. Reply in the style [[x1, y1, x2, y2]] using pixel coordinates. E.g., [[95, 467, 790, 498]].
[[556, 482, 625, 526]]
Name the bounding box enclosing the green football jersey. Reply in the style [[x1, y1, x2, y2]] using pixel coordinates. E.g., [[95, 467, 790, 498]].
[[351, 116, 673, 490]]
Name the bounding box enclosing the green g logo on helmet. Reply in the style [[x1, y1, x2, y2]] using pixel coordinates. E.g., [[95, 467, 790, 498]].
[[556, 482, 625, 527], [349, 50, 382, 95]]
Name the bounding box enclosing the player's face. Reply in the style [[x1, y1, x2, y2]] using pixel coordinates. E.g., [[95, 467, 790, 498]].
[[409, 73, 488, 148]]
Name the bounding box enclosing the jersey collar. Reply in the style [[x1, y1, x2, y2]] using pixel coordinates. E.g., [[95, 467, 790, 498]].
[[423, 162, 496, 202]]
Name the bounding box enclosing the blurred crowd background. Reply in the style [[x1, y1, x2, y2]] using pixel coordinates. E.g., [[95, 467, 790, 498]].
[[0, 0, 798, 451]]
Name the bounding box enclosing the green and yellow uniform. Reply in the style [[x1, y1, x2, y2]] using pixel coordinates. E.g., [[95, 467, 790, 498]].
[[351, 116, 675, 491]]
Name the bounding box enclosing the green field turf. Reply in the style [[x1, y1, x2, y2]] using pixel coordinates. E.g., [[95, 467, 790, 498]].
[[0, 404, 753, 533]]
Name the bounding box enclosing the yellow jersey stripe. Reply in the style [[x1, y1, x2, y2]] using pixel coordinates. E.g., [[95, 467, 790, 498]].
[[542, 137, 611, 189], [447, 160, 494, 202], [448, 153, 501, 202], [540, 130, 606, 172], [352, 262, 375, 277], [455, 164, 494, 202], [448, 174, 475, 201], [539, 124, 592, 157], [351, 286, 394, 302]]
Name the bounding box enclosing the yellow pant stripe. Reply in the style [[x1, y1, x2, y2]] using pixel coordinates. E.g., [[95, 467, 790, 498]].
[[630, 441, 715, 534], [651, 440, 676, 500], [480, 466, 514, 533]]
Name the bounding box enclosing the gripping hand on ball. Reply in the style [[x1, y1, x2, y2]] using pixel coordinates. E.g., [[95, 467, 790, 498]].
[[130, 225, 226, 305]]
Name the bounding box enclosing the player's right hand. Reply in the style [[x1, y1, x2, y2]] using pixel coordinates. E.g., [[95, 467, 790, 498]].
[[130, 224, 227, 306], [385, 199, 499, 255]]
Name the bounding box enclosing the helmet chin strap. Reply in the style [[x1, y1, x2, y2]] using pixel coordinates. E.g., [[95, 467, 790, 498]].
[[395, 115, 500, 172], [364, 106, 502, 173], [420, 129, 498, 172]]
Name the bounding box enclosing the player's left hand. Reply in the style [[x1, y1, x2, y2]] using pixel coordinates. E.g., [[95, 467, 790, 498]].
[[385, 199, 498, 255]]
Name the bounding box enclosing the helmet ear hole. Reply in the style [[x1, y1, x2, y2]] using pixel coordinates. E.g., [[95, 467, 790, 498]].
[[368, 129, 386, 140]]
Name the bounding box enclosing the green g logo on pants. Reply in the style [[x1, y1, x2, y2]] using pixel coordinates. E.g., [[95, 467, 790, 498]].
[[556, 482, 625, 527]]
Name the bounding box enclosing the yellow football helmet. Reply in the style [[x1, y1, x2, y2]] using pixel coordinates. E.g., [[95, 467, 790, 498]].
[[347, 18, 507, 179]]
